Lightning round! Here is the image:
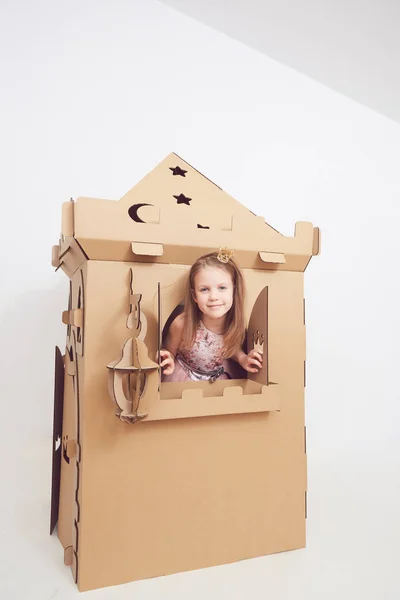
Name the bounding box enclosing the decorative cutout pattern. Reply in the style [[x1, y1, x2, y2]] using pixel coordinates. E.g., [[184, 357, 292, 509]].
[[252, 331, 265, 354], [169, 166, 187, 177], [108, 274, 158, 424], [128, 203, 153, 223], [126, 269, 147, 339], [173, 194, 191, 206]]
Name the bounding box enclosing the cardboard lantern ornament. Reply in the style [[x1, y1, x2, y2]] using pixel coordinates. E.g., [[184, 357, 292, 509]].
[[50, 153, 319, 592], [107, 270, 159, 424]]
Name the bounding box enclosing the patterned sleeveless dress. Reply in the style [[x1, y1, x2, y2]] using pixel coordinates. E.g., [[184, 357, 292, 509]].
[[162, 321, 231, 383]]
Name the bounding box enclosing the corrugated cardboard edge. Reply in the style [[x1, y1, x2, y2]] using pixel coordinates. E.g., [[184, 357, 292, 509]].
[[304, 426, 308, 519], [312, 227, 320, 256], [62, 200, 74, 237]]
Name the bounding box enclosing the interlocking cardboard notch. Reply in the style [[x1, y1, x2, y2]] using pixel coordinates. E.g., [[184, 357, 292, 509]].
[[50, 153, 319, 592]]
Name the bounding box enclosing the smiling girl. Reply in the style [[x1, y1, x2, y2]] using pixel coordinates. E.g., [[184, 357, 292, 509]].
[[160, 250, 262, 382]]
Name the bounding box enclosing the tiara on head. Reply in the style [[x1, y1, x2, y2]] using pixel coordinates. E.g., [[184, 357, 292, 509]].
[[217, 247, 234, 263]]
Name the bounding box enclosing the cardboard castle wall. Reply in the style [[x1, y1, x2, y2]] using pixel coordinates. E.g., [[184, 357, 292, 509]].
[[50, 153, 319, 591]]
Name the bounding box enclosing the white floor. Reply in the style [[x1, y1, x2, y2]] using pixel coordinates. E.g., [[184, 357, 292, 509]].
[[1, 435, 399, 600]]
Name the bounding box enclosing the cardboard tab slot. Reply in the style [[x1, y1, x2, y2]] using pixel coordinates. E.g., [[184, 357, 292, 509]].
[[72, 309, 83, 328], [67, 359, 76, 377], [181, 388, 204, 402], [131, 241, 164, 257], [62, 309, 83, 327], [57, 237, 87, 279], [259, 251, 286, 264], [222, 385, 243, 397], [65, 439, 77, 459], [52, 245, 60, 268], [64, 546, 73, 566]]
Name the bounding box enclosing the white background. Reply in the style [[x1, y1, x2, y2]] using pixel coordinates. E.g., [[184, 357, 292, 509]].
[[1, 1, 399, 598], [160, 0, 400, 124]]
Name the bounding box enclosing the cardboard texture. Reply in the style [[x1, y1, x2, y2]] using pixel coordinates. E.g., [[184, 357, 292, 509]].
[[51, 153, 319, 591]]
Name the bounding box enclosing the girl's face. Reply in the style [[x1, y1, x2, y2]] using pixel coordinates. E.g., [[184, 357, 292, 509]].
[[192, 266, 234, 322]]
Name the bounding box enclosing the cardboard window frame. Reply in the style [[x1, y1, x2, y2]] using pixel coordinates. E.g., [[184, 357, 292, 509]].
[[109, 280, 280, 424], [146, 283, 280, 422]]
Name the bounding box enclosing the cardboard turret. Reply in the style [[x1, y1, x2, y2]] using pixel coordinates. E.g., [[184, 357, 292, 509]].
[[50, 153, 319, 591]]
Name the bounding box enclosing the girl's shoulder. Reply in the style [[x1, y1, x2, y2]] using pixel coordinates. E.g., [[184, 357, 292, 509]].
[[169, 312, 185, 334]]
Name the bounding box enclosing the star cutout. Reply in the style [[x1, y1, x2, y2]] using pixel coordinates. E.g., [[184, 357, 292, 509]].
[[173, 193, 192, 206], [169, 166, 187, 177]]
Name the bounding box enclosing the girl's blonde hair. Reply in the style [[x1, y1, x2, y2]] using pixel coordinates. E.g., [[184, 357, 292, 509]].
[[180, 252, 245, 358]]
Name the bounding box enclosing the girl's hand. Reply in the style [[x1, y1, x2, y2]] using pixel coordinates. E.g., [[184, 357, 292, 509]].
[[157, 349, 175, 375], [239, 350, 263, 373]]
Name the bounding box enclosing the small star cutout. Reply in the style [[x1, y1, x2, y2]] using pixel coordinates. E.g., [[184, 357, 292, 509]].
[[173, 193, 192, 206], [197, 224, 210, 229], [169, 166, 187, 177]]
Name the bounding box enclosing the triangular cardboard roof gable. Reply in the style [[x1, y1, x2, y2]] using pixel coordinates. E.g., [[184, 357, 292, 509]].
[[60, 153, 319, 271]]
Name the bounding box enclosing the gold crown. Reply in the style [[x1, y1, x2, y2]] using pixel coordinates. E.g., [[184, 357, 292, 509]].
[[217, 247, 234, 263], [252, 330, 264, 354]]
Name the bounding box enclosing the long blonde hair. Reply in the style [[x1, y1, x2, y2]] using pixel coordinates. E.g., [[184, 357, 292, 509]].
[[180, 252, 245, 358]]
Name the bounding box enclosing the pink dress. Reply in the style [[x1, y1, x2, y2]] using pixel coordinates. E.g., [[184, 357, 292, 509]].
[[162, 321, 231, 383]]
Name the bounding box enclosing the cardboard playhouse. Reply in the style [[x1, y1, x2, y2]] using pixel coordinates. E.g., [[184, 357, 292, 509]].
[[50, 153, 319, 592]]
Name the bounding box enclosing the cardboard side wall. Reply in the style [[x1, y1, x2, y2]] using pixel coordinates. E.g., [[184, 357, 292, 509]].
[[57, 267, 86, 583]]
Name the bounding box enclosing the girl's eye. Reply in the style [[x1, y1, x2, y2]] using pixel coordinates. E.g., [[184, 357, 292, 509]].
[[200, 288, 208, 292], [219, 286, 227, 290]]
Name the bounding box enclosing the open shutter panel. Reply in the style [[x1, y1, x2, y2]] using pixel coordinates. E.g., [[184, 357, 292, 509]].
[[247, 286, 269, 385]]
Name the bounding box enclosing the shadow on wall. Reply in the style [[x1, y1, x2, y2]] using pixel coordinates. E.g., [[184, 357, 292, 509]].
[[0, 277, 68, 438]]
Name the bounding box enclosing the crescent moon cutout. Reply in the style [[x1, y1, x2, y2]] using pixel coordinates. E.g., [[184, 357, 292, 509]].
[[128, 203, 153, 223]]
